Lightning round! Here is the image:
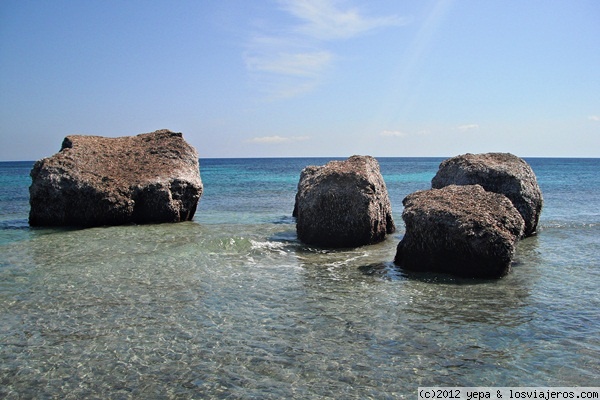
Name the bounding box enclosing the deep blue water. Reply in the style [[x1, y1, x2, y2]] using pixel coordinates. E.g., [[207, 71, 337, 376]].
[[0, 157, 599, 398], [196, 157, 444, 226]]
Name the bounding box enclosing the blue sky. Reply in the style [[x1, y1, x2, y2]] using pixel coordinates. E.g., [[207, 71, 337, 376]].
[[1, 0, 599, 160]]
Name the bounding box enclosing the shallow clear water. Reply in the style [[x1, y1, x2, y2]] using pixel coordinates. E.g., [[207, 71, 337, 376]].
[[0, 158, 599, 399]]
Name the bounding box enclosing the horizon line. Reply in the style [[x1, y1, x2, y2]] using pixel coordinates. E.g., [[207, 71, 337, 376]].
[[2, 155, 600, 163]]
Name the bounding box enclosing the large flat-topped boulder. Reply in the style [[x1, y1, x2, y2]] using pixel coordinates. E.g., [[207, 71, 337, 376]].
[[29, 129, 203, 227], [394, 185, 525, 278], [431, 152, 542, 237], [293, 155, 395, 248]]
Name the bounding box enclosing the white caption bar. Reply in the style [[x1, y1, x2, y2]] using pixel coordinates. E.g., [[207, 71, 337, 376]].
[[418, 388, 600, 400]]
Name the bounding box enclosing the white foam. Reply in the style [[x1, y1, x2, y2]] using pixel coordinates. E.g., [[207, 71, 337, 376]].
[[249, 239, 288, 255]]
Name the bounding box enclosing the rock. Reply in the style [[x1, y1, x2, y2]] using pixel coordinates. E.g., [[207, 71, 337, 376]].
[[293, 155, 395, 248], [431, 152, 542, 237], [29, 129, 203, 227], [394, 185, 525, 278]]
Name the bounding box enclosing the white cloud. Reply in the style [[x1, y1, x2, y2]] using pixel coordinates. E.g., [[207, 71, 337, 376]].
[[264, 80, 321, 100], [247, 135, 310, 144], [245, 0, 406, 99], [588, 115, 600, 121], [280, 0, 408, 40], [245, 51, 333, 77], [456, 124, 479, 132], [380, 130, 408, 137], [380, 129, 430, 138]]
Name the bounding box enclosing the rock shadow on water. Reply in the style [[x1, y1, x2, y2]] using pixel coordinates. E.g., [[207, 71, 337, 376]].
[[1, 218, 29, 230], [358, 261, 506, 285], [23, 224, 80, 241], [269, 225, 358, 255], [272, 215, 296, 225], [358, 262, 405, 281], [267, 225, 298, 242]]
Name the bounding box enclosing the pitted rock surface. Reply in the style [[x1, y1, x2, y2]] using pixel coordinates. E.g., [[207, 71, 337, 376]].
[[394, 184, 524, 278], [431, 152, 542, 236], [293, 155, 395, 248], [29, 129, 202, 226]]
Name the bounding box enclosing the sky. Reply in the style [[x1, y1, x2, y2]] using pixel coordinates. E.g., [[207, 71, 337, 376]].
[[1, 0, 599, 160]]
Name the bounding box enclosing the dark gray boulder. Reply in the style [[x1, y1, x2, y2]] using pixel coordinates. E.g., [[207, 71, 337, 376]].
[[394, 185, 525, 278], [431, 152, 542, 237], [293, 155, 395, 248], [29, 129, 202, 227]]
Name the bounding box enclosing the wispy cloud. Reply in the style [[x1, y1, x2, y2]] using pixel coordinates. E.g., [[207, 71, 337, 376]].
[[456, 123, 479, 132], [588, 115, 600, 121], [380, 129, 408, 137], [244, 0, 407, 99], [280, 0, 408, 40], [245, 50, 332, 77], [380, 129, 430, 138], [246, 135, 310, 144]]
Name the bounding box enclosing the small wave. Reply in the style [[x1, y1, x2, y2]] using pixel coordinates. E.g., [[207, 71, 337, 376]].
[[320, 252, 370, 268], [538, 221, 600, 230], [249, 239, 289, 255]]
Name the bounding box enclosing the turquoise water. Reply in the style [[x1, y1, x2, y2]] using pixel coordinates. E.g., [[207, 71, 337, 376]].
[[1, 158, 599, 398]]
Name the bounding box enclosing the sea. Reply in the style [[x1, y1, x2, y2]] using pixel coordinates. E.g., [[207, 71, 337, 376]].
[[0, 157, 598, 399]]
